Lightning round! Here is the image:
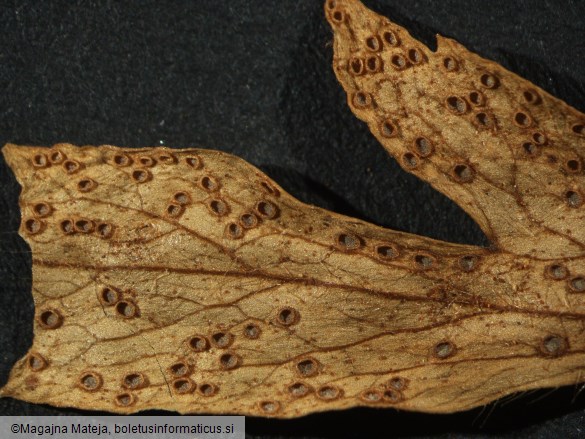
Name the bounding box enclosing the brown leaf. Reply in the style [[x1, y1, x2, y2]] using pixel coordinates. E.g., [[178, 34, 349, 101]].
[[326, 0, 585, 259], [1, 0, 584, 418]]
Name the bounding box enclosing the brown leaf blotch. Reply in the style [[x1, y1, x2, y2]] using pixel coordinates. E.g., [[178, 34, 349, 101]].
[[225, 222, 244, 239], [255, 200, 279, 219], [446, 96, 469, 115], [32, 202, 52, 218], [375, 243, 400, 260], [199, 175, 220, 192], [131, 169, 152, 183], [172, 378, 195, 394], [458, 255, 480, 272], [379, 119, 399, 138], [188, 335, 210, 352], [27, 354, 48, 372], [316, 385, 342, 401], [77, 178, 97, 193], [382, 28, 400, 46], [468, 90, 485, 106], [63, 159, 82, 174], [173, 191, 191, 205], [137, 155, 156, 167], [49, 150, 66, 164], [532, 131, 547, 145], [407, 47, 425, 64], [412, 137, 434, 158], [185, 155, 203, 169], [259, 400, 281, 415], [336, 232, 363, 251], [382, 388, 403, 403], [37, 309, 63, 329], [514, 111, 534, 128], [565, 190, 583, 208], [390, 53, 409, 70], [99, 286, 120, 306], [96, 222, 114, 239], [74, 218, 95, 234], [198, 383, 218, 397], [569, 276, 585, 293], [401, 152, 419, 170], [360, 389, 382, 403], [239, 212, 259, 229], [207, 198, 230, 216], [414, 253, 436, 270], [288, 382, 312, 398], [243, 323, 261, 339], [276, 307, 300, 326], [433, 341, 456, 359], [522, 89, 541, 105], [59, 219, 75, 235], [211, 332, 234, 349], [169, 362, 190, 378], [32, 153, 49, 168], [442, 56, 458, 72], [219, 352, 241, 370], [156, 152, 177, 164], [387, 376, 408, 391], [540, 335, 569, 357], [545, 264, 569, 280], [166, 203, 184, 218], [572, 123, 585, 136], [296, 358, 320, 377], [115, 300, 139, 319], [122, 372, 148, 390], [24, 218, 45, 235], [480, 72, 500, 89], [451, 164, 475, 183], [79, 372, 103, 392], [352, 91, 372, 108], [365, 35, 382, 52], [260, 180, 280, 197], [113, 153, 132, 167], [115, 392, 136, 407]]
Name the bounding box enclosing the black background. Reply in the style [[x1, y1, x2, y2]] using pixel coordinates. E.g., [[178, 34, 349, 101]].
[[1, 1, 584, 437]]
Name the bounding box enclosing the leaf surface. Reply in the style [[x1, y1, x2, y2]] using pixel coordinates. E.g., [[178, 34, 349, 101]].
[[327, 0, 585, 260], [1, 0, 584, 418]]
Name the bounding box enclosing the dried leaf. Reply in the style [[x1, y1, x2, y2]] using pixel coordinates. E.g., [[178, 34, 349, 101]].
[[1, 0, 584, 418], [327, 0, 585, 258]]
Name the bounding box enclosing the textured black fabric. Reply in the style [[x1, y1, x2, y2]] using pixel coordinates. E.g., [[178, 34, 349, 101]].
[[1, 1, 584, 437]]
